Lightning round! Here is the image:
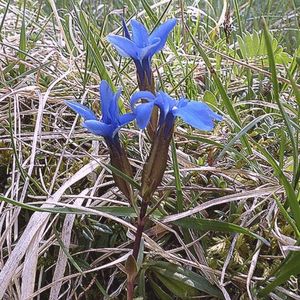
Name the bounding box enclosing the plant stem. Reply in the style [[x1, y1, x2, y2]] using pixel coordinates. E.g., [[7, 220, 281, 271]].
[[127, 280, 134, 300], [127, 200, 148, 300], [132, 200, 148, 259]]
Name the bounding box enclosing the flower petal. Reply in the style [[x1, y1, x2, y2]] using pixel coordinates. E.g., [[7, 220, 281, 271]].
[[65, 101, 97, 121], [122, 18, 131, 40], [130, 91, 156, 109], [155, 91, 175, 120], [107, 35, 140, 59], [135, 102, 155, 129], [172, 101, 222, 131], [118, 112, 136, 126], [83, 120, 114, 137], [149, 18, 176, 55], [99, 80, 115, 123], [140, 37, 160, 60], [130, 19, 149, 48], [109, 87, 122, 124]]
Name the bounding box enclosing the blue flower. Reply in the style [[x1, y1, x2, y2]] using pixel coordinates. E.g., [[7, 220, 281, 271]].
[[65, 80, 135, 140], [130, 91, 222, 132], [107, 18, 176, 87]]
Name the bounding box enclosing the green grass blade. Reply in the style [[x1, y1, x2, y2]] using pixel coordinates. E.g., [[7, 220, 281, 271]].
[[0, 0, 11, 41], [233, 0, 243, 37], [263, 18, 299, 187], [75, 9, 113, 86], [185, 23, 252, 156], [217, 113, 273, 160], [149, 278, 173, 300], [0, 194, 137, 217], [53, 226, 85, 275], [171, 138, 183, 212], [105, 162, 141, 190], [181, 133, 253, 167], [8, 101, 45, 195], [19, 0, 27, 74], [285, 64, 300, 186], [253, 141, 300, 230], [173, 217, 270, 246], [149, 261, 223, 299], [259, 251, 300, 297]]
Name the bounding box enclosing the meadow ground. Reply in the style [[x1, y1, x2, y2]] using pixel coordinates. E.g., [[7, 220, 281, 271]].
[[0, 0, 300, 299]]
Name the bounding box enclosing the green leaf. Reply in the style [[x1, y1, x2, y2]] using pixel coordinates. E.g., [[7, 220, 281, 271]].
[[171, 139, 183, 212], [203, 90, 218, 107], [262, 18, 300, 230], [238, 31, 291, 64], [76, 9, 113, 86], [89, 221, 113, 234], [53, 226, 84, 275], [173, 217, 270, 246], [0, 195, 136, 217], [154, 272, 199, 298], [259, 251, 300, 296], [138, 269, 146, 299], [19, 0, 27, 74], [149, 278, 173, 300], [185, 23, 253, 156], [148, 261, 223, 299]]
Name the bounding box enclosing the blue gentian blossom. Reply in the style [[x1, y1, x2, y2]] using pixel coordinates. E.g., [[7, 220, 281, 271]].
[[130, 91, 222, 133], [107, 19, 176, 88], [65, 80, 135, 141], [131, 91, 222, 199], [65, 80, 135, 201]]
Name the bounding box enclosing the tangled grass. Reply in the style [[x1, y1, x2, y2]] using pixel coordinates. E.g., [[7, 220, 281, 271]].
[[0, 0, 300, 299]]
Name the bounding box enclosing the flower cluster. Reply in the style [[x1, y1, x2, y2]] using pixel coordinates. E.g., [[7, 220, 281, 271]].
[[65, 18, 222, 201]]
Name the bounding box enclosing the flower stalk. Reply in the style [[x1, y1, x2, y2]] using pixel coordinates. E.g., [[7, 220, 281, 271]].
[[127, 198, 149, 300], [66, 17, 222, 300]]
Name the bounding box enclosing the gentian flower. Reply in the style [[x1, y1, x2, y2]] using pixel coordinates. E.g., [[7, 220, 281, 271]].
[[65, 80, 135, 142], [130, 91, 222, 200], [65, 80, 135, 201], [130, 91, 222, 133], [107, 18, 176, 90]]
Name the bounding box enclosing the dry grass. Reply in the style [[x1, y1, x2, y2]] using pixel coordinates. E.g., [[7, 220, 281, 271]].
[[1, 0, 300, 299]]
